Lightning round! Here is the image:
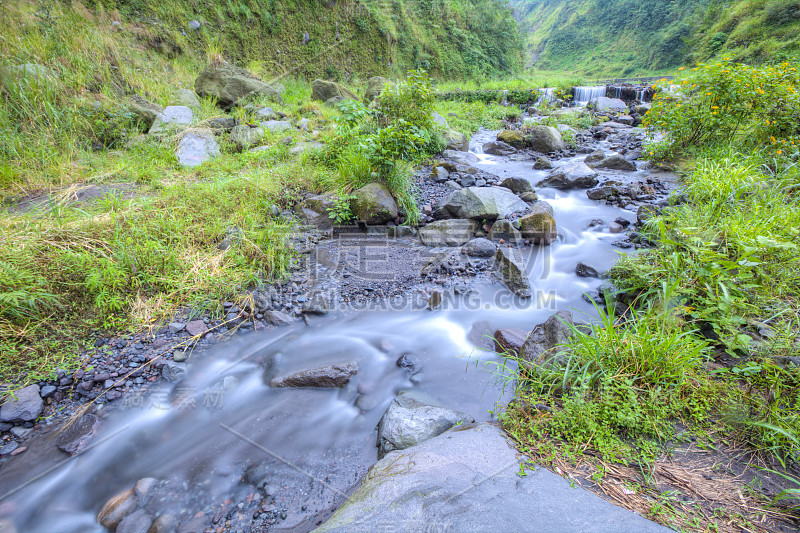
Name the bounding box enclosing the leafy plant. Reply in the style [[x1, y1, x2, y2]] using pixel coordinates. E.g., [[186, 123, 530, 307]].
[[326, 194, 355, 224]]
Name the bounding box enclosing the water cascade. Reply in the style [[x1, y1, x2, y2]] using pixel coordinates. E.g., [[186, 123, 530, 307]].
[[573, 86, 606, 106], [536, 88, 556, 105]]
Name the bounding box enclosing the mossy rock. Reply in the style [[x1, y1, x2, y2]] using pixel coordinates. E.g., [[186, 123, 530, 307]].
[[195, 64, 283, 109], [517, 201, 557, 245], [363, 76, 393, 103], [312, 79, 357, 102], [497, 130, 525, 149], [350, 183, 398, 225], [444, 129, 469, 151]]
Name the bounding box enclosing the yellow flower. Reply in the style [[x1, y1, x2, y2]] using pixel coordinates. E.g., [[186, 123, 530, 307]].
[[711, 106, 719, 109], [777, 150, 783, 154], [678, 67, 685, 71]]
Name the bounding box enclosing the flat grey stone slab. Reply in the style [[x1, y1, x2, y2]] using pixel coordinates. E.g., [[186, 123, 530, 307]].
[[315, 424, 669, 533]]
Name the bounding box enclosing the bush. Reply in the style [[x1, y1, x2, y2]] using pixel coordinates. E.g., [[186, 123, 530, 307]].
[[644, 59, 800, 160], [765, 0, 800, 26]]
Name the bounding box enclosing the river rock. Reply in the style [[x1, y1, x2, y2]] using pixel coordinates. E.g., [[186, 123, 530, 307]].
[[127, 95, 163, 130], [575, 262, 599, 278], [590, 96, 628, 113], [499, 177, 534, 194], [195, 64, 283, 108], [364, 76, 393, 102], [444, 129, 469, 151], [537, 161, 598, 189], [311, 79, 357, 102], [270, 361, 358, 388], [592, 154, 636, 171], [461, 238, 496, 258], [161, 361, 187, 383], [116, 509, 152, 533], [488, 219, 522, 245], [614, 115, 635, 126], [494, 328, 528, 356], [517, 201, 557, 245], [497, 129, 525, 149], [148, 106, 193, 136], [263, 310, 295, 326], [171, 88, 200, 108], [584, 149, 605, 165], [376, 393, 473, 458], [260, 119, 292, 133], [526, 125, 567, 153], [519, 310, 573, 366], [55, 413, 101, 455], [185, 320, 208, 337], [350, 183, 398, 225], [289, 141, 324, 156], [441, 149, 480, 166], [0, 385, 43, 422], [533, 156, 553, 170], [98, 488, 138, 530], [433, 112, 448, 128], [175, 130, 220, 167], [419, 219, 477, 247], [587, 185, 620, 200], [316, 424, 670, 533], [495, 247, 531, 298], [437, 187, 527, 221], [230, 124, 265, 150], [637, 204, 661, 224], [431, 166, 449, 183], [483, 141, 516, 156]]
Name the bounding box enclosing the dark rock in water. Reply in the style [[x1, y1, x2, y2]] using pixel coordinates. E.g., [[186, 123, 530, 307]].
[[496, 129, 525, 149], [0, 441, 19, 455], [592, 154, 636, 171], [97, 488, 138, 530], [461, 238, 496, 258], [495, 247, 531, 298], [316, 424, 670, 533], [537, 162, 598, 190], [483, 141, 516, 156], [134, 478, 159, 507], [499, 177, 533, 194], [584, 149, 605, 165], [587, 186, 620, 200], [396, 354, 421, 374], [116, 509, 152, 533], [161, 361, 187, 384], [494, 328, 528, 356], [608, 222, 624, 234], [533, 156, 553, 170], [270, 362, 358, 388], [575, 262, 599, 278], [519, 191, 539, 203], [56, 413, 102, 455], [517, 201, 557, 245], [519, 311, 573, 367], [427, 290, 443, 310], [0, 385, 43, 422], [376, 393, 473, 458]]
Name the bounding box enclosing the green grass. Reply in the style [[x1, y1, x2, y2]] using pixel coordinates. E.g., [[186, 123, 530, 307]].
[[433, 100, 521, 136]]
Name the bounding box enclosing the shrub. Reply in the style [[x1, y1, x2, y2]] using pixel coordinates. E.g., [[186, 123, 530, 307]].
[[765, 0, 800, 26]]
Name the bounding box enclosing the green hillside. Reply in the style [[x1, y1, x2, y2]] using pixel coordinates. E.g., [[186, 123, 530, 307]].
[[510, 0, 800, 77]]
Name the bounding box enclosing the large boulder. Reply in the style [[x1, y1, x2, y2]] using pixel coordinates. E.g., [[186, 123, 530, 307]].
[[517, 201, 557, 245], [444, 129, 469, 151], [537, 161, 598, 189], [148, 106, 193, 136], [525, 125, 566, 153], [0, 385, 43, 422], [495, 247, 531, 298], [591, 153, 637, 171], [175, 130, 220, 167], [195, 64, 283, 109], [488, 219, 523, 245], [55, 413, 102, 455], [419, 219, 477, 247], [497, 130, 525, 149], [376, 393, 473, 458], [589, 96, 628, 113], [350, 183, 398, 225], [270, 362, 358, 388], [363, 76, 393, 103], [499, 177, 534, 194], [311, 79, 357, 102], [519, 310, 574, 367], [437, 187, 528, 222], [316, 424, 669, 533], [483, 141, 516, 156]]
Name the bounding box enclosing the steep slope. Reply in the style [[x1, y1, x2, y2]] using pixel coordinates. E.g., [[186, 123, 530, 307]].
[[510, 0, 800, 76]]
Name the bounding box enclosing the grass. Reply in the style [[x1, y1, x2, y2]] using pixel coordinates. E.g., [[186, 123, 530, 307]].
[[433, 100, 521, 136]]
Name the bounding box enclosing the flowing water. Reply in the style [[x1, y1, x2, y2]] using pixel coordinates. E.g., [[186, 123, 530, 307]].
[[573, 86, 607, 106], [0, 129, 668, 532]]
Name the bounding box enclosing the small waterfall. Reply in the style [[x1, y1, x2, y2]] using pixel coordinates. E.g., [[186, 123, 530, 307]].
[[536, 87, 555, 105], [573, 86, 606, 106], [501, 89, 508, 103], [636, 88, 647, 102]]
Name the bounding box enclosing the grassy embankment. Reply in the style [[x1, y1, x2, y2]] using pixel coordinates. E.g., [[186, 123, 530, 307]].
[[501, 60, 800, 531], [0, 0, 520, 389]]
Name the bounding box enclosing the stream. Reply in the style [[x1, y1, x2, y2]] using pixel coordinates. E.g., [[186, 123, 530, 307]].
[[0, 127, 676, 532]]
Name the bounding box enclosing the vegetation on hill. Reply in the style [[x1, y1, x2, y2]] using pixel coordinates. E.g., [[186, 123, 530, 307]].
[[510, 0, 800, 77]]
